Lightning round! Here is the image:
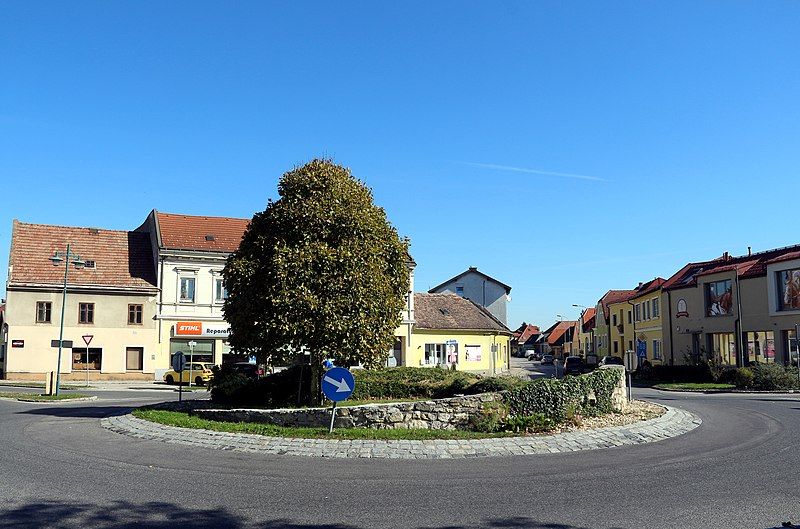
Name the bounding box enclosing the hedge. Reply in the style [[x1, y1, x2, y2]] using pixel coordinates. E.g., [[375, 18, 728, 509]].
[[505, 368, 623, 423], [210, 366, 527, 407]]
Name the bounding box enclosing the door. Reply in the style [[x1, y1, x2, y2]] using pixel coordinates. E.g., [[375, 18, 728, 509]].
[[126, 347, 144, 371]]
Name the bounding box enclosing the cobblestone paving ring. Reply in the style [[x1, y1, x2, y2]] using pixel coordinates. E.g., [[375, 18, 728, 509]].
[[102, 405, 701, 459]]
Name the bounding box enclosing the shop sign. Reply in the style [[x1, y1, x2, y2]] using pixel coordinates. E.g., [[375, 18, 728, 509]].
[[175, 321, 230, 338], [11, 340, 24, 348]]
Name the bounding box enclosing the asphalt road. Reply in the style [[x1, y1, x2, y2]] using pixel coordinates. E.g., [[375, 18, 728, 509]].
[[0, 386, 798, 529]]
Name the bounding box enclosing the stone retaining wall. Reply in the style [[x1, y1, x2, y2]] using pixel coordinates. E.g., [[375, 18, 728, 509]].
[[192, 393, 504, 430]]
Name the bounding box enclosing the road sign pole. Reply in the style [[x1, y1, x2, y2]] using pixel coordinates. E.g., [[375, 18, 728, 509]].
[[328, 401, 337, 434], [795, 323, 800, 387]]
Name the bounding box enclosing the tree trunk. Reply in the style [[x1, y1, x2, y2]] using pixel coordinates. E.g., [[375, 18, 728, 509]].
[[310, 360, 323, 407]]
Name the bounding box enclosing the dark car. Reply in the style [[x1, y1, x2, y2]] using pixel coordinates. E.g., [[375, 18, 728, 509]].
[[563, 356, 584, 376], [229, 362, 265, 380], [541, 354, 555, 365], [599, 356, 624, 367]]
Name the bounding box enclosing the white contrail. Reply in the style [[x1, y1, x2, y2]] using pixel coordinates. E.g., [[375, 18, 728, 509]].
[[460, 161, 607, 182]]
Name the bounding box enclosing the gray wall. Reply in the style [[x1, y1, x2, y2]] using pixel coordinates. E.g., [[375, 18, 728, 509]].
[[433, 272, 508, 325]]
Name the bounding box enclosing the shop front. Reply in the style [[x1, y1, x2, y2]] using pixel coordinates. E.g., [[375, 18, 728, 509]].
[[171, 321, 233, 366]]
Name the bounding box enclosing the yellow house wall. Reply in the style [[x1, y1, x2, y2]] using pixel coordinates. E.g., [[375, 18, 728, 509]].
[[408, 329, 510, 374], [4, 289, 158, 379], [608, 301, 634, 357], [629, 290, 665, 364]]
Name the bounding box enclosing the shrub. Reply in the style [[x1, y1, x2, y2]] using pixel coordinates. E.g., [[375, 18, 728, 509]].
[[210, 365, 312, 407], [636, 363, 712, 383], [504, 369, 623, 423], [350, 367, 480, 400], [463, 376, 526, 395], [502, 413, 556, 433], [733, 367, 754, 389], [469, 401, 509, 432], [749, 363, 799, 391]]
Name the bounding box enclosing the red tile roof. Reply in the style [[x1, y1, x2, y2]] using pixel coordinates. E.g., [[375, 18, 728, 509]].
[[582, 307, 596, 324], [513, 323, 541, 345], [663, 244, 800, 291], [599, 290, 637, 319], [9, 220, 157, 290], [156, 211, 249, 253], [547, 320, 577, 346]]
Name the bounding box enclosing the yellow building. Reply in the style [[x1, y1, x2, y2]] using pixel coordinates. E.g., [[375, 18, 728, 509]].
[[607, 296, 635, 359], [629, 278, 666, 366], [408, 293, 510, 374]]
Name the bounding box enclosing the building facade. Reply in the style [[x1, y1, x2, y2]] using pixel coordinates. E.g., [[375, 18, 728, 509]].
[[428, 267, 511, 326], [4, 221, 159, 380], [628, 278, 666, 367], [410, 293, 510, 374]]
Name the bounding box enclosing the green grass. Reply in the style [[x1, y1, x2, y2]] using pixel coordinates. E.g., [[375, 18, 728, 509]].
[[133, 408, 510, 440], [0, 382, 91, 390], [0, 392, 92, 402], [653, 382, 735, 392]]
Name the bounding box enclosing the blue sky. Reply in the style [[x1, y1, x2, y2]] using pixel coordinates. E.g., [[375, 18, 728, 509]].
[[2, 1, 799, 329]]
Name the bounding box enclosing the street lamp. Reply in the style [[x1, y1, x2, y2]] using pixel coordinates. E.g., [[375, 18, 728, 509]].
[[49, 244, 85, 395], [187, 340, 197, 387]]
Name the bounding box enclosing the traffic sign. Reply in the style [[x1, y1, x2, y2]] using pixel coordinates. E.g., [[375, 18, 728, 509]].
[[82, 335, 93, 346], [321, 367, 355, 402], [172, 351, 186, 372]]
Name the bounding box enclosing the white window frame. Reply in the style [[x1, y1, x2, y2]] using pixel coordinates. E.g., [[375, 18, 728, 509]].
[[653, 339, 662, 360], [179, 276, 196, 304], [652, 297, 660, 318], [214, 277, 227, 303]]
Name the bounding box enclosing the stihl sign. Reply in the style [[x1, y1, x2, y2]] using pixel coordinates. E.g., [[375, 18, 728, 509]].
[[175, 321, 230, 338]]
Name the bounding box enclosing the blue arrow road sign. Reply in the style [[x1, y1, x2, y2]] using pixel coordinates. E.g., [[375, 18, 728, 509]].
[[321, 367, 355, 402]]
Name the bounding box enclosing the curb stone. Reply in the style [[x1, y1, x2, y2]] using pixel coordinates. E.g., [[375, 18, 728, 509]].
[[101, 404, 701, 459], [0, 395, 98, 404]]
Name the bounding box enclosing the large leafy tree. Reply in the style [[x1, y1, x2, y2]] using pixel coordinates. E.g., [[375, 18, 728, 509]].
[[223, 159, 410, 403]]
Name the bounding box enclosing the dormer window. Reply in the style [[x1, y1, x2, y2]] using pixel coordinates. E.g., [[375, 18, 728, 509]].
[[205, 234, 216, 241], [439, 308, 450, 316], [84, 260, 96, 269]]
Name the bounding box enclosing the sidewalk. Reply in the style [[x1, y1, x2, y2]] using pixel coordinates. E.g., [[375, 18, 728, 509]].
[[102, 405, 701, 459]]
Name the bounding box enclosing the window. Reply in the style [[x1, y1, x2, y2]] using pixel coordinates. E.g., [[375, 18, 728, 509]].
[[214, 278, 228, 302], [613, 341, 619, 354], [84, 260, 96, 269], [36, 301, 52, 323], [179, 277, 196, 303], [612, 314, 617, 326], [627, 310, 632, 324], [710, 333, 737, 365], [644, 302, 650, 320], [653, 340, 662, 360], [788, 330, 799, 364], [746, 331, 775, 364], [634, 304, 641, 322], [126, 347, 144, 371], [72, 348, 101, 370], [652, 298, 660, 318], [128, 304, 143, 325], [628, 340, 633, 351], [455, 285, 464, 297], [777, 268, 800, 311], [78, 303, 94, 324], [706, 280, 733, 316]]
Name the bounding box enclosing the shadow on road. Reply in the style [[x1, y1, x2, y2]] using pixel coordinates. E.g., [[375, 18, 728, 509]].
[[0, 502, 627, 529], [17, 405, 133, 419]]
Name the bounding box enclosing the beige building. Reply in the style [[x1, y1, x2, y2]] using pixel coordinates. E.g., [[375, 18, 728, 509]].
[[136, 210, 250, 378], [663, 247, 800, 366], [3, 221, 159, 380]]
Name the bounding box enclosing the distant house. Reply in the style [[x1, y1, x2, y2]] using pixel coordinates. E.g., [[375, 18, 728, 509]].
[[428, 267, 511, 326], [410, 293, 511, 374], [594, 290, 637, 358], [511, 323, 541, 356], [542, 320, 578, 358], [578, 308, 596, 356]]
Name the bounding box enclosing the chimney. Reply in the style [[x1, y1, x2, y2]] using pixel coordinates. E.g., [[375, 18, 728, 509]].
[[723, 251, 729, 261], [748, 246, 752, 256]]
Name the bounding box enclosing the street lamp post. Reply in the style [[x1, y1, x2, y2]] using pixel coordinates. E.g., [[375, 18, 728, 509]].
[[49, 244, 85, 396], [188, 340, 197, 387]]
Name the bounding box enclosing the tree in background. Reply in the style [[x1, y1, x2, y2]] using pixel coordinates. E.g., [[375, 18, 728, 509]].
[[223, 159, 410, 404]]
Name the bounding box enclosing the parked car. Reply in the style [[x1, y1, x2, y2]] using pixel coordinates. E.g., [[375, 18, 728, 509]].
[[599, 356, 624, 366], [541, 354, 555, 365], [164, 362, 215, 386], [563, 356, 584, 376], [228, 362, 265, 380], [525, 350, 541, 361]]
